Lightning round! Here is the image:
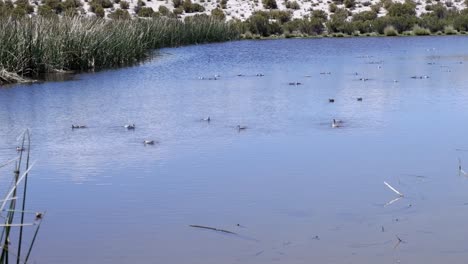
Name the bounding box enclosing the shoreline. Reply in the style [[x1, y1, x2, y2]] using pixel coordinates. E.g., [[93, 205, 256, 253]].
[[2, 32, 467, 86]]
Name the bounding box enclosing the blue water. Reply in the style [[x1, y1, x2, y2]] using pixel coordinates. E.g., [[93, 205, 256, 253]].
[[1, 36, 468, 263]]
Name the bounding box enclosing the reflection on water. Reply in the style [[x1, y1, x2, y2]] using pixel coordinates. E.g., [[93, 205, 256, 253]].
[[1, 36, 468, 263]]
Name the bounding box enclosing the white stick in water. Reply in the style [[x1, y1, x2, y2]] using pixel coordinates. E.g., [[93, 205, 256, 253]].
[[384, 196, 403, 207], [384, 181, 404, 197]]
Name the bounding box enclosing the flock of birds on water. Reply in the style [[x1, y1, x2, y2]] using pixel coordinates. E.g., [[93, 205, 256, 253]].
[[13, 59, 457, 153], [62, 78, 363, 148], [12, 53, 464, 155]]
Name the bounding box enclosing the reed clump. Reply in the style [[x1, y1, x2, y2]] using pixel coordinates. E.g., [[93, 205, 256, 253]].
[[383, 25, 398, 36], [0, 15, 240, 83]]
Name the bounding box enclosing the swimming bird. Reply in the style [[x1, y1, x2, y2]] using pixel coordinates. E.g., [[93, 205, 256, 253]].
[[199, 76, 217, 80], [288, 82, 302, 86], [411, 75, 429, 79], [329, 99, 335, 103], [256, 73, 264, 77], [357, 97, 363, 101], [35, 212, 43, 220], [237, 125, 247, 131], [143, 140, 155, 145], [124, 124, 136, 129], [202, 116, 211, 122], [331, 119, 342, 128], [72, 125, 87, 129]]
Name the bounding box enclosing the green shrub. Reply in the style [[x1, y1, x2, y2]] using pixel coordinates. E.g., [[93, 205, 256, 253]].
[[383, 25, 398, 35], [344, 0, 355, 8], [191, 2, 204, 11], [119, 0, 129, 9], [326, 8, 351, 33], [263, 0, 277, 9], [454, 14, 468, 31], [92, 0, 113, 8], [387, 1, 416, 17], [173, 6, 183, 14], [182, 0, 205, 12], [45, 0, 63, 13], [444, 25, 457, 34], [93, 5, 104, 16], [15, 0, 34, 13], [311, 9, 327, 20], [158, 5, 169, 15], [300, 17, 325, 34], [352, 10, 377, 21], [269, 10, 292, 23], [211, 7, 225, 19], [137, 6, 154, 16], [38, 4, 56, 16], [412, 24, 430, 35], [285, 0, 300, 9], [63, 0, 82, 9], [247, 13, 269, 35], [370, 3, 380, 13], [12, 6, 27, 16], [173, 0, 182, 7], [220, 0, 227, 8], [108, 7, 131, 19]]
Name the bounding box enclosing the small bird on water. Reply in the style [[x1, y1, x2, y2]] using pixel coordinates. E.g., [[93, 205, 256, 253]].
[[72, 125, 87, 129], [331, 119, 342, 128], [124, 124, 135, 129], [237, 125, 247, 131]]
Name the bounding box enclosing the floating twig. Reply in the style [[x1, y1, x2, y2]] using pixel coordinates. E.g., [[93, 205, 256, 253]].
[[394, 235, 405, 249], [384, 181, 404, 197], [0, 157, 19, 169], [189, 225, 237, 235], [0, 223, 35, 228], [384, 196, 403, 207]]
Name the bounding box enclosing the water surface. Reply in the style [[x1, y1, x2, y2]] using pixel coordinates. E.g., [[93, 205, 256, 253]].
[[1, 36, 468, 264]]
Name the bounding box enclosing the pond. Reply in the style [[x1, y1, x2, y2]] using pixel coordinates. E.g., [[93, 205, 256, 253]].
[[1, 36, 468, 264]]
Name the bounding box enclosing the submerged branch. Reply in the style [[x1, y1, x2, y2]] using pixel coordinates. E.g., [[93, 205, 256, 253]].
[[0, 69, 31, 85], [189, 225, 237, 235]]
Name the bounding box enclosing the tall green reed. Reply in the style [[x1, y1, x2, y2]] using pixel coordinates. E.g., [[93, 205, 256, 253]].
[[0, 16, 240, 82]]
